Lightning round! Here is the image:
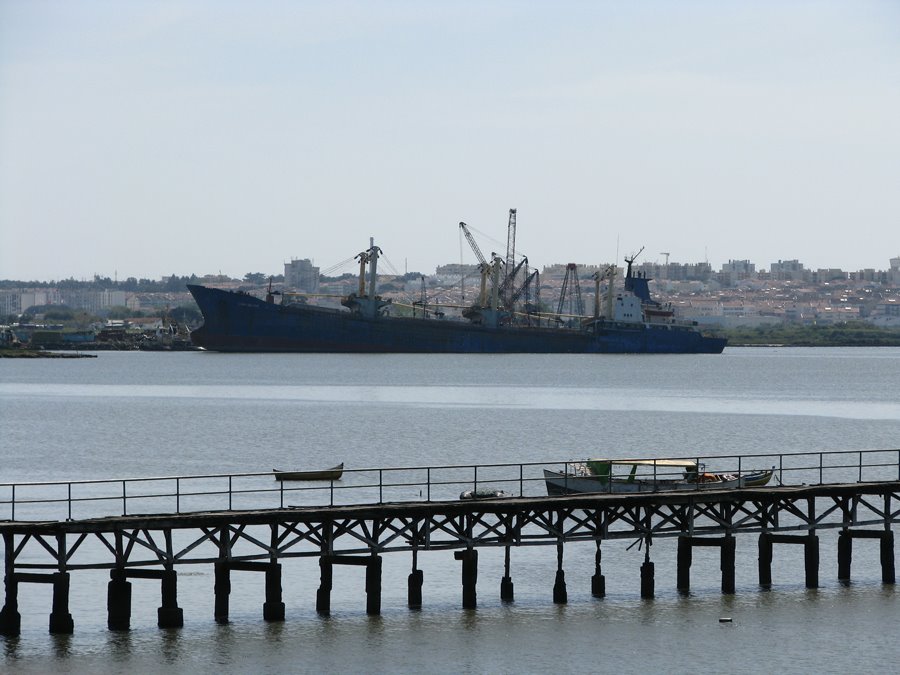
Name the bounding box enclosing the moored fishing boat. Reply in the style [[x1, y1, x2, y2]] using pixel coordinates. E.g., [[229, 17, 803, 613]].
[[273, 463, 344, 481], [544, 458, 774, 495]]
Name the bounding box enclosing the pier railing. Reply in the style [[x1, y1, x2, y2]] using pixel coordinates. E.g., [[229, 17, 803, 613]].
[[1, 448, 899, 523]]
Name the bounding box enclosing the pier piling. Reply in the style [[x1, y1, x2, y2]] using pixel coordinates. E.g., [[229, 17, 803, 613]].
[[721, 536, 736, 594], [591, 545, 605, 598], [263, 563, 285, 621], [158, 568, 184, 628], [107, 569, 132, 631], [500, 545, 514, 602], [758, 533, 773, 587], [640, 546, 655, 599], [455, 548, 478, 609], [408, 568, 423, 609], [838, 531, 852, 581], [763, 534, 819, 589], [0, 533, 20, 636], [365, 555, 382, 616], [316, 557, 332, 614], [676, 536, 692, 593], [214, 561, 230, 623], [553, 544, 567, 604], [837, 529, 896, 584], [676, 535, 736, 594], [49, 573, 74, 634]]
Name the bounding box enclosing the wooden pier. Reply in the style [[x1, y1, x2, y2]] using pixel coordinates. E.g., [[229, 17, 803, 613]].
[[2, 461, 899, 636]]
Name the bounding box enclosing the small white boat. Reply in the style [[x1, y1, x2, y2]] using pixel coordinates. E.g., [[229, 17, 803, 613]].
[[544, 458, 773, 495]]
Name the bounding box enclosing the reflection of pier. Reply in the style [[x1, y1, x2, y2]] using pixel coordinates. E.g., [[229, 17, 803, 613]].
[[1, 450, 899, 636]]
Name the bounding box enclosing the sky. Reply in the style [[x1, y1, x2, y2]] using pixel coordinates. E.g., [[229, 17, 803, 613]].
[[1, 0, 898, 282]]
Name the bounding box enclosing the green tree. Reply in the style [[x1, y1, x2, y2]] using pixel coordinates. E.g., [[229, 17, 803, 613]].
[[244, 272, 268, 285]]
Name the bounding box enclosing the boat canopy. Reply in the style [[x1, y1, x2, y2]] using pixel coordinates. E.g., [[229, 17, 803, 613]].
[[585, 458, 699, 481], [589, 458, 699, 468]]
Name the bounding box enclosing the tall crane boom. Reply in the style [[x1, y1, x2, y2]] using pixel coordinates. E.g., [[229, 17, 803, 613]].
[[505, 208, 517, 280], [459, 222, 487, 267]]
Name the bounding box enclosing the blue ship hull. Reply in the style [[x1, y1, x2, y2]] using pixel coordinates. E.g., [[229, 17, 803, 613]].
[[188, 285, 726, 354]]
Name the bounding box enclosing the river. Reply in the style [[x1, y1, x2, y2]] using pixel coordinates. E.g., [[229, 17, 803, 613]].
[[2, 347, 900, 673]]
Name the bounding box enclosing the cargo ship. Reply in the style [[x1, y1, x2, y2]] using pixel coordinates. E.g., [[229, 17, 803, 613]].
[[188, 241, 726, 354]]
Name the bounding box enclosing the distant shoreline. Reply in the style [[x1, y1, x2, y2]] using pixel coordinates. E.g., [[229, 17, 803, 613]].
[[0, 349, 97, 359]]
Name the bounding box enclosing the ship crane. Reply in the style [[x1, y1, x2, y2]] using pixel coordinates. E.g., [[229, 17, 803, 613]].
[[589, 264, 618, 319], [556, 263, 585, 322], [508, 269, 540, 323], [459, 221, 497, 307], [624, 246, 645, 270], [504, 208, 517, 292], [412, 275, 428, 318], [498, 255, 528, 308], [459, 221, 487, 268]]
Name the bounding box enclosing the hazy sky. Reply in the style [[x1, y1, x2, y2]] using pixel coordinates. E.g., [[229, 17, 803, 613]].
[[1, 1, 898, 281]]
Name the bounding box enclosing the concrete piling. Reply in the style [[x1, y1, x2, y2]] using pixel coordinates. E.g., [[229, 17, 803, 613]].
[[316, 556, 333, 614], [758, 533, 773, 587], [49, 572, 74, 634], [881, 531, 895, 584], [500, 545, 514, 602], [838, 530, 852, 581], [721, 536, 736, 594], [804, 535, 819, 589], [107, 569, 132, 631], [365, 555, 382, 616], [0, 533, 20, 637], [552, 543, 567, 604], [158, 568, 184, 628], [263, 563, 285, 621], [640, 545, 655, 599], [455, 549, 478, 609], [837, 529, 895, 584], [214, 561, 231, 623], [591, 546, 605, 598], [408, 568, 424, 609], [676, 536, 692, 593]]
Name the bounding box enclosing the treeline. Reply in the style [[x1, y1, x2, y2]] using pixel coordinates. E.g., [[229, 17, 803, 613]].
[[724, 322, 900, 347]]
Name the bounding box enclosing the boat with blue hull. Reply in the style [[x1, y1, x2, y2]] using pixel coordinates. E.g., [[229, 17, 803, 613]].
[[188, 241, 725, 354]]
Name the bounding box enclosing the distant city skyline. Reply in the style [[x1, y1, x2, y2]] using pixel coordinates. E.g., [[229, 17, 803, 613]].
[[2, 2, 898, 281]]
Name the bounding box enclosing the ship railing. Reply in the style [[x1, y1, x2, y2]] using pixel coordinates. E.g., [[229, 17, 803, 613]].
[[0, 448, 898, 523]]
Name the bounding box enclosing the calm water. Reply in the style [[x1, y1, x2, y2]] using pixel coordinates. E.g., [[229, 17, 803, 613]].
[[2, 347, 900, 673]]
